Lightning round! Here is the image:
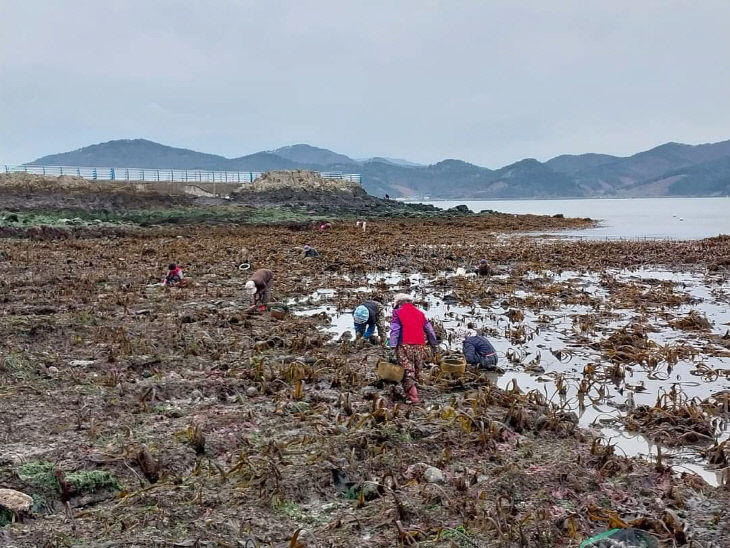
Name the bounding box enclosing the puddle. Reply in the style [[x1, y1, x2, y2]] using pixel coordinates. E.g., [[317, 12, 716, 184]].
[[290, 267, 730, 486]]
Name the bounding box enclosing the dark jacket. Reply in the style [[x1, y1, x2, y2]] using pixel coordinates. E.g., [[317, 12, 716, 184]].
[[362, 300, 382, 327], [463, 335, 498, 368], [476, 263, 491, 276]]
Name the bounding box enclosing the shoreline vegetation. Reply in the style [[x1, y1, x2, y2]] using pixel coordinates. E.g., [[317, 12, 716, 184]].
[[1, 172, 729, 546]]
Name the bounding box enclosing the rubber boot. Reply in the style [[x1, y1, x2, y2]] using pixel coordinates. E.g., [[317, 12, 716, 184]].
[[406, 385, 420, 404]]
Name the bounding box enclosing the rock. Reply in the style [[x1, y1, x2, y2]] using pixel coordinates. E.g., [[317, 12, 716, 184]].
[[423, 466, 445, 484], [361, 386, 380, 398], [69, 360, 95, 367], [404, 462, 428, 479], [360, 481, 383, 500], [311, 389, 340, 404], [246, 386, 259, 396], [16, 305, 58, 316], [447, 204, 471, 214], [287, 401, 310, 414], [0, 488, 33, 512]]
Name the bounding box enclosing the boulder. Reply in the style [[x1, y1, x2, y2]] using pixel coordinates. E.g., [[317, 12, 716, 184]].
[[423, 466, 445, 484], [0, 488, 33, 512]]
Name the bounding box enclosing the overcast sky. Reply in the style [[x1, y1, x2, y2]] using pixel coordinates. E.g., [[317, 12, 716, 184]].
[[1, 1, 729, 167]]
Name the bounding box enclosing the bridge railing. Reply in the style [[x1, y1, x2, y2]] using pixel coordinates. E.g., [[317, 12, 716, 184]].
[[3, 165, 362, 184]]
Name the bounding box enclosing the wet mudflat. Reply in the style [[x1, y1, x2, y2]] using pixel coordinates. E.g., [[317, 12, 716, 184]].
[[1, 218, 729, 547]]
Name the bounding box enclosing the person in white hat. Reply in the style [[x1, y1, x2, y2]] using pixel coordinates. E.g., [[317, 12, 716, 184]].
[[389, 293, 438, 403], [246, 268, 273, 311]]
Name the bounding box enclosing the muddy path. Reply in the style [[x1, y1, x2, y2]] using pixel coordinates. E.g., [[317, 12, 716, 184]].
[[1, 219, 729, 547]]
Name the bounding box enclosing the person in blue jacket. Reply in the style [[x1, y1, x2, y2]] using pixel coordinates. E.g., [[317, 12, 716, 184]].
[[463, 334, 498, 370], [302, 244, 320, 258], [353, 300, 386, 344]]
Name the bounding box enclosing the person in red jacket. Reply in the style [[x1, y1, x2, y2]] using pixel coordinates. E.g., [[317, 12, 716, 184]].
[[162, 263, 184, 286], [389, 293, 438, 403]]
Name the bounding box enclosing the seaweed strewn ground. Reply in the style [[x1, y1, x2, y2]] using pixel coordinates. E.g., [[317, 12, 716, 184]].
[[0, 218, 729, 547]]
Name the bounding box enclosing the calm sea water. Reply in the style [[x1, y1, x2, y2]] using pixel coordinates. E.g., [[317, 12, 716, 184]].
[[416, 197, 730, 240]]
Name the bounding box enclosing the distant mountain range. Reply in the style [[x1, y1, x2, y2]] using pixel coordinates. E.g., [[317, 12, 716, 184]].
[[28, 138, 730, 199]]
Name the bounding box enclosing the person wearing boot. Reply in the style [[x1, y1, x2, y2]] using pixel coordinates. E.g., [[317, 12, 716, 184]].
[[389, 293, 438, 403]]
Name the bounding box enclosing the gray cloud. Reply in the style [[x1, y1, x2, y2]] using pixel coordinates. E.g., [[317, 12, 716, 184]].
[[1, 0, 729, 167]]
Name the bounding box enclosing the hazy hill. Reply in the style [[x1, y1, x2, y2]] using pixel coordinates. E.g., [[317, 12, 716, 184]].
[[228, 152, 299, 171], [545, 153, 618, 175], [359, 159, 494, 198], [669, 158, 730, 196], [485, 159, 581, 198], [655, 155, 730, 196], [573, 141, 730, 194], [272, 144, 355, 166], [360, 157, 424, 168], [26, 137, 730, 199], [30, 139, 229, 170]]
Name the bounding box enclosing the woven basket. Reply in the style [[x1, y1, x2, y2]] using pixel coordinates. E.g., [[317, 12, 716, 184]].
[[377, 361, 404, 382], [439, 355, 466, 376]]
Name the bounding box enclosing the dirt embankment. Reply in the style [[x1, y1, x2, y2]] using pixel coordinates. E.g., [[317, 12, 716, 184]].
[[0, 172, 195, 211], [0, 171, 456, 222]]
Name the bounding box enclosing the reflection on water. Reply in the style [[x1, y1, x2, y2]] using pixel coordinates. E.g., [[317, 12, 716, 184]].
[[292, 268, 730, 486], [415, 197, 730, 240]]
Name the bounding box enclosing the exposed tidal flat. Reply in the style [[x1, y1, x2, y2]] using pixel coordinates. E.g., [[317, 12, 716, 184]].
[[1, 176, 729, 545]]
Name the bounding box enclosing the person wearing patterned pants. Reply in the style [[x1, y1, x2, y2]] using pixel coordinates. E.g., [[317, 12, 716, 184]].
[[389, 294, 438, 403], [396, 344, 425, 393]]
